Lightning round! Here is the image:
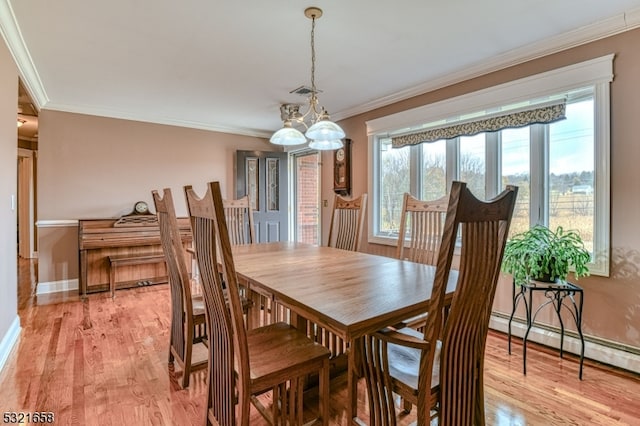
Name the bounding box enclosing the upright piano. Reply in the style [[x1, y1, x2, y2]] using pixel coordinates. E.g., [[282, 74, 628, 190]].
[[78, 216, 192, 295]]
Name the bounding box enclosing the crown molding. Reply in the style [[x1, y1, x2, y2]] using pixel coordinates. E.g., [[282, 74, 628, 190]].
[[333, 8, 640, 123], [0, 0, 48, 109], [42, 102, 272, 139]]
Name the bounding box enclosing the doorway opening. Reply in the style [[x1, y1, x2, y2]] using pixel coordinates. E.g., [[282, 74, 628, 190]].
[[293, 151, 321, 245]]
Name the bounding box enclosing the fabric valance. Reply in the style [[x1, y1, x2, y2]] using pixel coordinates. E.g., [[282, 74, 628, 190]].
[[392, 100, 566, 148]]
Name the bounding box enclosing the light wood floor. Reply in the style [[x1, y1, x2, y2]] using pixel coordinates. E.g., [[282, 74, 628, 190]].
[[1, 258, 639, 425]]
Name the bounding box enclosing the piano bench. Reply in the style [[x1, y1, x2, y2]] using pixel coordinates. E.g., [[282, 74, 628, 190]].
[[108, 254, 166, 298]]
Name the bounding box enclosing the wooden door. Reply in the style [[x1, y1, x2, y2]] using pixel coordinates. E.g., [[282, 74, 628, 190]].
[[236, 150, 289, 242]]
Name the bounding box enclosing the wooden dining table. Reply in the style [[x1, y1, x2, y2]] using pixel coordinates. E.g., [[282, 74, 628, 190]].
[[232, 241, 457, 424]]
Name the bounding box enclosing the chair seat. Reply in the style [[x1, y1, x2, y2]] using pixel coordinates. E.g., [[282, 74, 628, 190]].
[[248, 322, 331, 393], [387, 327, 441, 390]]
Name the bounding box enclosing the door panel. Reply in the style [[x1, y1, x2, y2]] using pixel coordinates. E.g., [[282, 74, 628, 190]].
[[236, 150, 288, 242]]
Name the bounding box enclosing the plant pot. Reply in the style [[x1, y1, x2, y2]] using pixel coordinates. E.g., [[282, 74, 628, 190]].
[[533, 271, 559, 283]]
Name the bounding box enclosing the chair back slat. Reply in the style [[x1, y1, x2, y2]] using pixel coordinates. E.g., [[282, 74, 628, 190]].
[[185, 183, 251, 425], [152, 189, 193, 362], [328, 193, 367, 251]]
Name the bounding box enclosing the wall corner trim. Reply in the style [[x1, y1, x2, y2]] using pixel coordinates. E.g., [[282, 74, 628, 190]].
[[0, 316, 21, 375]]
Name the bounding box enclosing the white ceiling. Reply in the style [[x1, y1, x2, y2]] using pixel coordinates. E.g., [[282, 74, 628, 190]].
[[3, 0, 640, 139]]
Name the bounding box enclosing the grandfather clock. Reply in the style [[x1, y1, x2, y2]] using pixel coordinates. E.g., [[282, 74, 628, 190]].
[[333, 139, 351, 196]]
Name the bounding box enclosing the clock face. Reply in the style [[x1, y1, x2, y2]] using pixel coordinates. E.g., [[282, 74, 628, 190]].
[[134, 201, 149, 214], [336, 148, 345, 162]]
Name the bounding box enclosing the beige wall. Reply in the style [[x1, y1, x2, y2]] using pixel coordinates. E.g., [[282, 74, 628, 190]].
[[328, 28, 640, 350], [37, 110, 273, 283], [0, 39, 18, 358]]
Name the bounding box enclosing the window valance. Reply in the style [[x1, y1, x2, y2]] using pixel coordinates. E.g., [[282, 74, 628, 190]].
[[391, 100, 566, 148]]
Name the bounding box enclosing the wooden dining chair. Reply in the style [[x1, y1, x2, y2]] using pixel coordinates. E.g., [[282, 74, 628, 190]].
[[360, 181, 518, 426], [188, 196, 255, 293], [185, 181, 331, 426], [328, 193, 367, 251], [394, 193, 449, 331], [152, 188, 207, 389], [396, 192, 449, 265], [223, 196, 255, 245]]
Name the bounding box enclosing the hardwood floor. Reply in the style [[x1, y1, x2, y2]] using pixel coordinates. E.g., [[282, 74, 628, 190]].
[[1, 257, 639, 425]]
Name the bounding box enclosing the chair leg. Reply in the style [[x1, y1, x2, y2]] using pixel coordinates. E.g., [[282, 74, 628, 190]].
[[402, 398, 412, 414], [319, 359, 329, 426], [182, 342, 192, 388]]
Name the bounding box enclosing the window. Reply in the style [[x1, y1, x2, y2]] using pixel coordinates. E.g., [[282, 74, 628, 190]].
[[368, 55, 612, 276], [378, 140, 409, 237]]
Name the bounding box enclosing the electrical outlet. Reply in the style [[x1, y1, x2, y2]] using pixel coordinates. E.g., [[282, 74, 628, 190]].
[[323, 199, 328, 207]]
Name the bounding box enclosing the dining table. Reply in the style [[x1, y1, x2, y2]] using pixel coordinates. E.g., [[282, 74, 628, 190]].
[[231, 241, 458, 424]]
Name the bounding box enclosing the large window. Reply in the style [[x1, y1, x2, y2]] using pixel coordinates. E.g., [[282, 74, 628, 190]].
[[368, 56, 612, 275]]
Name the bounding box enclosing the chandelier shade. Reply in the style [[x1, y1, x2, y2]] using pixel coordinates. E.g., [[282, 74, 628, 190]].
[[308, 139, 343, 150], [270, 125, 307, 146], [305, 119, 345, 142], [270, 7, 345, 150]]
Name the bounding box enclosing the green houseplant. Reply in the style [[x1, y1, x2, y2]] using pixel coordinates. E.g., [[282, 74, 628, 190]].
[[501, 225, 591, 285]]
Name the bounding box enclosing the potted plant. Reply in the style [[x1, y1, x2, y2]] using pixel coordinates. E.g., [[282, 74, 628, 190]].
[[501, 225, 591, 285]]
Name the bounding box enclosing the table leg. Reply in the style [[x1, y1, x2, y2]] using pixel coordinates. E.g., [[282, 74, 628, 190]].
[[348, 337, 364, 425], [348, 343, 356, 424]]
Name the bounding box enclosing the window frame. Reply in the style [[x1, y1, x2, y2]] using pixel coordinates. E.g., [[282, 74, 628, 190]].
[[367, 55, 613, 276]]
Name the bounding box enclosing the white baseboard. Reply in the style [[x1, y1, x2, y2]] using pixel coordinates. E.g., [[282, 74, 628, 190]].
[[36, 278, 79, 295], [490, 314, 640, 374], [0, 316, 21, 375]]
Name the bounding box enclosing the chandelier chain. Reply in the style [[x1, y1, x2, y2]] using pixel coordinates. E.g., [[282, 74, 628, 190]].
[[310, 14, 316, 96]]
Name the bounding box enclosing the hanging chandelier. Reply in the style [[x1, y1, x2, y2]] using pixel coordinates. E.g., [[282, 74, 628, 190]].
[[269, 7, 345, 150]]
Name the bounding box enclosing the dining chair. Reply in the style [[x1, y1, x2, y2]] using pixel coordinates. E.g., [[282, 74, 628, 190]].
[[394, 192, 449, 331], [328, 193, 367, 251], [223, 196, 255, 245], [152, 188, 207, 389], [189, 196, 255, 299], [396, 192, 449, 265], [185, 181, 331, 426], [360, 181, 518, 426]]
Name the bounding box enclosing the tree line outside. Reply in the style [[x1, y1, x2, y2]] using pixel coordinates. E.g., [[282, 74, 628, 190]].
[[379, 149, 594, 250]]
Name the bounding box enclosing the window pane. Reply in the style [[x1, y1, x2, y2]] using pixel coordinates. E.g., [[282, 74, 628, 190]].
[[549, 98, 595, 252], [379, 139, 410, 237], [501, 127, 530, 236], [266, 158, 279, 211], [460, 134, 486, 199], [420, 140, 446, 200]]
